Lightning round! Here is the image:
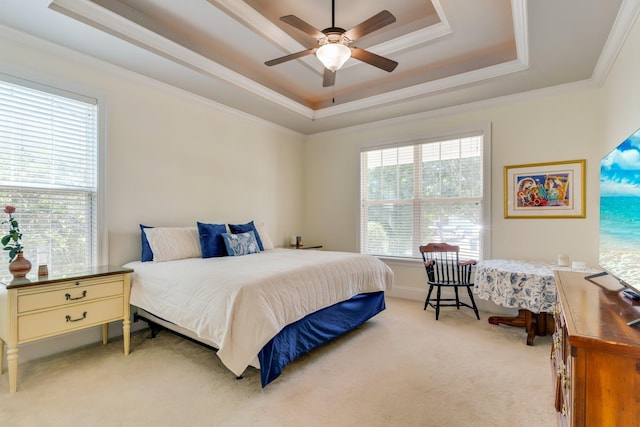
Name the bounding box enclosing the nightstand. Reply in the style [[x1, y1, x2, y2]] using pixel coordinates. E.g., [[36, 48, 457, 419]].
[[290, 245, 323, 250], [0, 265, 133, 393]]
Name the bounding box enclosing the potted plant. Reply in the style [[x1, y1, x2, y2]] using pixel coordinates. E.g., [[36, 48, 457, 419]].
[[2, 205, 31, 278]]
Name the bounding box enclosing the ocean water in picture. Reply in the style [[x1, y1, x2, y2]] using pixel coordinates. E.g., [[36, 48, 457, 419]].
[[600, 128, 640, 290]]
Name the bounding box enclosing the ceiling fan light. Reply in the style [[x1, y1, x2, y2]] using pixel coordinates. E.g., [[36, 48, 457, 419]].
[[316, 43, 351, 71]]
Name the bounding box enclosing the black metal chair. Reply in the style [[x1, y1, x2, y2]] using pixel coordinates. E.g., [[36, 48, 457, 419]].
[[420, 243, 480, 320]]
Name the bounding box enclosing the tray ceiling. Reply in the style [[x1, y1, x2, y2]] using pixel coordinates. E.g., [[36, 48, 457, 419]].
[[0, 0, 634, 134]]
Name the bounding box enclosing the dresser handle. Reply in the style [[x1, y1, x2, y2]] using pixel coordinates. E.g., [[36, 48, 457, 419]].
[[65, 290, 87, 301], [66, 312, 87, 322]]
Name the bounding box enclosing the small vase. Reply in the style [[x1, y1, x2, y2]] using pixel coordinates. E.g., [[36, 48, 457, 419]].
[[9, 251, 32, 279]]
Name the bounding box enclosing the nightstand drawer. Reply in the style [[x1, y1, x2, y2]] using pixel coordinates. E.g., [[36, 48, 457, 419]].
[[17, 279, 124, 313], [18, 297, 124, 342]]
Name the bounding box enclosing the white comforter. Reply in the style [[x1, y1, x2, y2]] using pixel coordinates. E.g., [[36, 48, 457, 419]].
[[125, 249, 393, 376]]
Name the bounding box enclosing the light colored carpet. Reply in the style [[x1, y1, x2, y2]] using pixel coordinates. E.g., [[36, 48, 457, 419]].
[[0, 297, 557, 427]]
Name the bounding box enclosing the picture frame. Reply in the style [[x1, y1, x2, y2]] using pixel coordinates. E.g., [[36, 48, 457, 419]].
[[504, 159, 586, 218]]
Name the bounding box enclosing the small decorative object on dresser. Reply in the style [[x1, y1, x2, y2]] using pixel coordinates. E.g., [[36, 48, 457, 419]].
[[2, 205, 31, 278], [8, 251, 31, 279]]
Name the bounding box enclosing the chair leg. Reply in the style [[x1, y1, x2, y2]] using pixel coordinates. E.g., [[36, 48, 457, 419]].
[[435, 285, 441, 320], [454, 287, 460, 310], [466, 285, 480, 320], [424, 285, 434, 311]]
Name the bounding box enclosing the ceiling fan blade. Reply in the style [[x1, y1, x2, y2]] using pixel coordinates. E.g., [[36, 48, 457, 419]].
[[280, 15, 324, 39], [350, 47, 398, 72], [344, 10, 396, 41], [323, 68, 336, 87], [265, 49, 315, 66]]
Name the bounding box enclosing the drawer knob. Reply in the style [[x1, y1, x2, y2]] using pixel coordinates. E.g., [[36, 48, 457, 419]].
[[65, 290, 87, 301], [65, 311, 88, 323]]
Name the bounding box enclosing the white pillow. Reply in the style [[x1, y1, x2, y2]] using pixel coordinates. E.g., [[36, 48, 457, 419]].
[[255, 221, 274, 250], [144, 227, 201, 262]]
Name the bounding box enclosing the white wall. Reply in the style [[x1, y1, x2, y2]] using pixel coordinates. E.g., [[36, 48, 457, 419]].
[[104, 82, 305, 266], [0, 31, 306, 362], [0, 31, 307, 268], [601, 12, 640, 155], [304, 87, 603, 305]]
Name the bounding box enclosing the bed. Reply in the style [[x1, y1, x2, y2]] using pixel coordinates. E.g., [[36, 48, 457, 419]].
[[123, 246, 393, 386]]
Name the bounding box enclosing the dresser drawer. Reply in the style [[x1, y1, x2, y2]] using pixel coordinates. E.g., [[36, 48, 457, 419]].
[[17, 279, 124, 313], [18, 297, 124, 342]]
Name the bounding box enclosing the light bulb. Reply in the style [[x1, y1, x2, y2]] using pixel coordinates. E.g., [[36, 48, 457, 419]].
[[316, 42, 351, 71]]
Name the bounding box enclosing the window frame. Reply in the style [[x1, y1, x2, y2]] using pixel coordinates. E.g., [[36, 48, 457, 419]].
[[356, 123, 492, 261], [0, 70, 107, 267]]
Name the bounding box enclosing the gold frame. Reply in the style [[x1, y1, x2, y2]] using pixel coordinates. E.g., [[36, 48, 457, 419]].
[[504, 159, 586, 218]]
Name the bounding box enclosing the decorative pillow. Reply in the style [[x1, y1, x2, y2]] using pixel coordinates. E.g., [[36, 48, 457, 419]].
[[228, 220, 264, 251], [254, 221, 274, 250], [140, 224, 154, 262], [222, 231, 261, 256], [144, 227, 201, 262], [197, 221, 228, 258]]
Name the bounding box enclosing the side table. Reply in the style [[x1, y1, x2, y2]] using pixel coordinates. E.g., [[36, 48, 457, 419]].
[[474, 259, 599, 345], [0, 265, 132, 392]]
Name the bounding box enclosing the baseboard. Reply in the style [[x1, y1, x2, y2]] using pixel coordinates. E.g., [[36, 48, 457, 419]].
[[386, 285, 517, 316], [1, 318, 148, 367], [385, 286, 426, 301]]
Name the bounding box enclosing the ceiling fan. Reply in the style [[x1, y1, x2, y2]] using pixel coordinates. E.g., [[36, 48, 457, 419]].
[[264, 0, 398, 87]]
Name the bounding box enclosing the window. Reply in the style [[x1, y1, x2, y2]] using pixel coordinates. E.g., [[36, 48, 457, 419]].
[[0, 75, 101, 272], [359, 128, 490, 260]]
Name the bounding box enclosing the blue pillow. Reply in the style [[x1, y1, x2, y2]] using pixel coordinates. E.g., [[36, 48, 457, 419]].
[[222, 231, 261, 256], [140, 224, 154, 262], [228, 220, 264, 251], [197, 222, 228, 258]]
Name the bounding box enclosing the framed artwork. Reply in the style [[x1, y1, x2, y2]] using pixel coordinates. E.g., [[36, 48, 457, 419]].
[[504, 159, 586, 218]]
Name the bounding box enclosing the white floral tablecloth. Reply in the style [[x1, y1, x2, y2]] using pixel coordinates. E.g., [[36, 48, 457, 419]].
[[473, 259, 598, 313]]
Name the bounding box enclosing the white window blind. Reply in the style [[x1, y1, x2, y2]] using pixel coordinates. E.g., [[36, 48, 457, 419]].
[[360, 134, 484, 260], [0, 76, 98, 272]]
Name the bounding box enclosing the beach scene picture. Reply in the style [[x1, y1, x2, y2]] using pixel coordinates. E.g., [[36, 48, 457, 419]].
[[600, 128, 640, 291]]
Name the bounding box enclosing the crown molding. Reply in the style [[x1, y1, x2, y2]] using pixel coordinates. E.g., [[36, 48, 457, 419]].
[[308, 79, 596, 139], [312, 0, 529, 118], [511, 0, 529, 62], [591, 0, 640, 85], [209, 0, 454, 74], [312, 58, 528, 120], [0, 23, 304, 138], [50, 0, 527, 122], [50, 0, 315, 119]]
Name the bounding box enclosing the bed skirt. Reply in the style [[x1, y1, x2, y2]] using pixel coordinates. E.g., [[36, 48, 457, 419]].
[[258, 291, 386, 387], [133, 291, 386, 387]]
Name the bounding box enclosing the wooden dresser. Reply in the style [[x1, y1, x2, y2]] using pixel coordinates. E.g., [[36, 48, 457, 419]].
[[552, 270, 640, 426], [0, 266, 132, 392]]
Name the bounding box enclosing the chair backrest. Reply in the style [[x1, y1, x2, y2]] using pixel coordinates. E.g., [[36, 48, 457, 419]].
[[419, 243, 476, 285]]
